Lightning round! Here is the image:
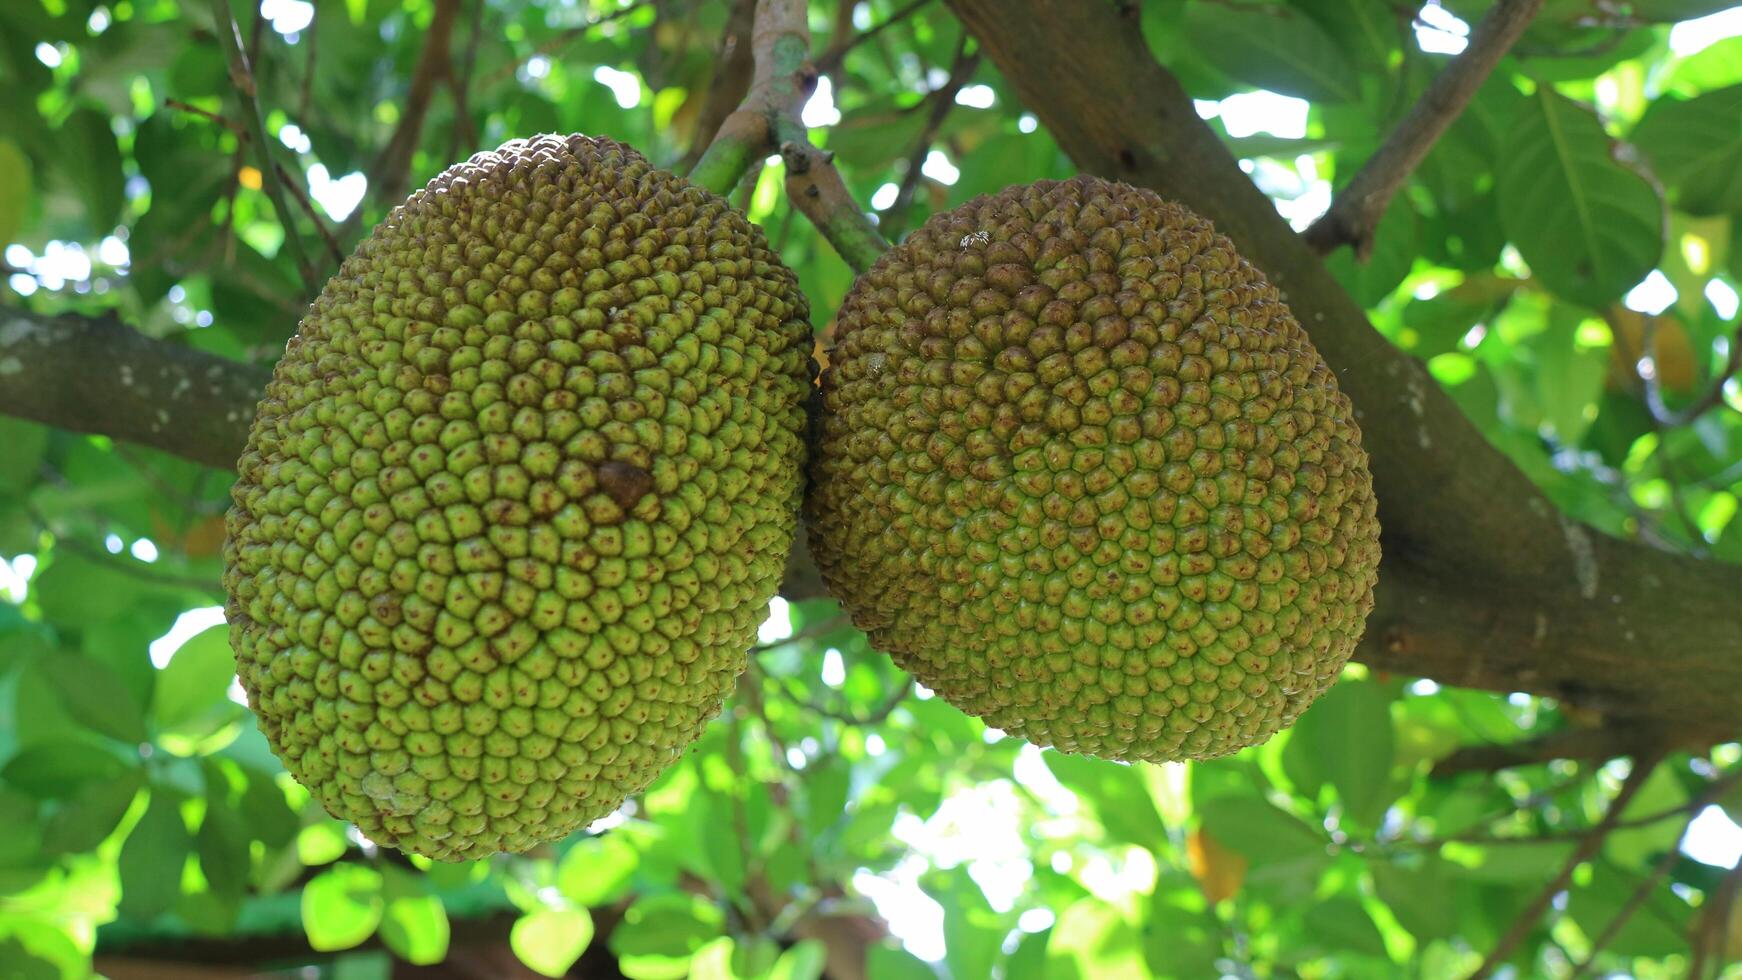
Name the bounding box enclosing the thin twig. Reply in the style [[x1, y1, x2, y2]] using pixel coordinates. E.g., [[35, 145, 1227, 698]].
[[164, 98, 243, 134], [447, 0, 485, 160], [1304, 0, 1545, 258], [272, 162, 346, 267], [749, 614, 850, 655], [883, 37, 978, 237], [678, 0, 759, 172], [815, 0, 934, 74], [1642, 315, 1742, 427], [1466, 752, 1666, 980], [1569, 771, 1741, 976], [352, 0, 462, 227], [1690, 858, 1742, 980], [782, 140, 888, 273], [800, 678, 913, 726], [162, 99, 343, 269], [208, 0, 320, 296], [298, 3, 318, 120], [482, 0, 655, 86]]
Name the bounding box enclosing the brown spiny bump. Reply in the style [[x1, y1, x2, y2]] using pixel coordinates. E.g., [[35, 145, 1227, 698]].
[[806, 175, 1380, 762], [223, 135, 813, 860]]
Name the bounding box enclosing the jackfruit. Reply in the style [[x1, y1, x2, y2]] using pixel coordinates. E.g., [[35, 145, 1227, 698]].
[[806, 176, 1380, 762], [223, 135, 813, 860]]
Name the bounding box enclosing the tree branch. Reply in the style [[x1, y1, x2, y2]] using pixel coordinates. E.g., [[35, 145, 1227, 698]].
[[1467, 753, 1664, 980], [208, 0, 319, 296], [1690, 856, 1742, 980], [0, 309, 271, 470], [945, 0, 1742, 749], [678, 0, 759, 172], [1429, 725, 1686, 779], [814, 0, 934, 75], [1642, 314, 1742, 428], [686, 0, 891, 273], [481, 0, 654, 87], [882, 37, 978, 237], [360, 0, 462, 215], [1303, 0, 1545, 258], [781, 141, 888, 274]]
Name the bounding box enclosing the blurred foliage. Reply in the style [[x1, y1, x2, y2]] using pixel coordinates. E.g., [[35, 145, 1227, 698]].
[[0, 0, 1740, 977]]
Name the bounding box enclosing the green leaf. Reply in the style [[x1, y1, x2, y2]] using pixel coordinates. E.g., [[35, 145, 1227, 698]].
[[239, 768, 300, 849], [1046, 898, 1145, 980], [38, 653, 149, 744], [42, 768, 143, 854], [380, 892, 451, 966], [1301, 896, 1388, 958], [556, 833, 640, 907], [768, 939, 827, 980], [302, 865, 385, 952], [1181, 1, 1360, 103], [0, 139, 29, 245], [1631, 0, 1741, 19], [1042, 751, 1167, 847], [1324, 201, 1417, 308], [1632, 85, 1742, 216], [609, 893, 724, 959], [1288, 0, 1397, 69], [1498, 88, 1664, 307], [1195, 795, 1327, 867], [866, 942, 938, 980], [0, 791, 44, 868], [1142, 874, 1222, 977], [198, 786, 253, 899], [152, 624, 239, 732], [1371, 858, 1457, 941], [512, 907, 595, 978], [53, 106, 124, 233], [1566, 864, 1691, 956], [119, 789, 193, 919], [2, 741, 129, 798], [1283, 681, 1397, 825]]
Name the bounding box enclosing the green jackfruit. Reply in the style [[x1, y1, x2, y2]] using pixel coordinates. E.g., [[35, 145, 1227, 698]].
[[223, 135, 813, 860], [807, 176, 1380, 762]]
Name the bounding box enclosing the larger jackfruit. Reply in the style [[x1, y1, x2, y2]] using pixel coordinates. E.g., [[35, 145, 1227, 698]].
[[224, 135, 813, 860], [807, 176, 1379, 762]]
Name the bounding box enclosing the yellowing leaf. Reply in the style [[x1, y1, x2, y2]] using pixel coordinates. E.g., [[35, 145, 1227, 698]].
[[1186, 827, 1247, 904], [237, 165, 263, 190]]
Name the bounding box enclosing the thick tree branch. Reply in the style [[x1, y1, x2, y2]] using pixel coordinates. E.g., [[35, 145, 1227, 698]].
[[945, 0, 1742, 746], [0, 310, 271, 469], [1468, 753, 1664, 980], [1303, 0, 1545, 258], [208, 0, 319, 296]]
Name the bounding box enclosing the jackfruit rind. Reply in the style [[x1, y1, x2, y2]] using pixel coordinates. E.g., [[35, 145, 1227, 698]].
[[223, 134, 813, 859], [807, 175, 1379, 762]]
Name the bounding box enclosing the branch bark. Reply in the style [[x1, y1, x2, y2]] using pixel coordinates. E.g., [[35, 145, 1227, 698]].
[[686, 0, 889, 273], [0, 310, 271, 470], [944, 0, 1742, 745], [363, 0, 462, 212], [1303, 0, 1545, 258]]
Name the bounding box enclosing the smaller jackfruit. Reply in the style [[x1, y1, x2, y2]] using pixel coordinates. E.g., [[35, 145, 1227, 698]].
[[807, 175, 1380, 763], [224, 135, 813, 860]]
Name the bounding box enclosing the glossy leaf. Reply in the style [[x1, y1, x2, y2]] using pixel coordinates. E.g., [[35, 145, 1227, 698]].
[[1498, 88, 1664, 307], [512, 907, 596, 978]]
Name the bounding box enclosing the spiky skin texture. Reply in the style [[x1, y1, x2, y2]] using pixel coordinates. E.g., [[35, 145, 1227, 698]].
[[223, 135, 812, 860], [807, 176, 1379, 762]]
